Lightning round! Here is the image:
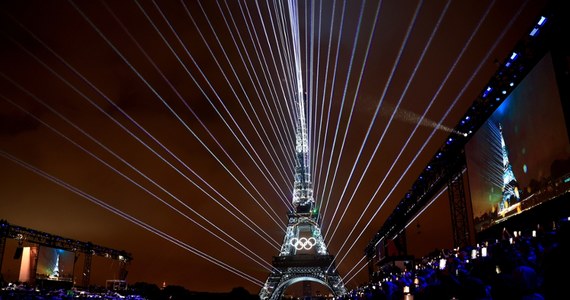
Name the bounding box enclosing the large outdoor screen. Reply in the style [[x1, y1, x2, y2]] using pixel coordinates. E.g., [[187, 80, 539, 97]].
[[465, 52, 570, 233], [35, 246, 75, 282]]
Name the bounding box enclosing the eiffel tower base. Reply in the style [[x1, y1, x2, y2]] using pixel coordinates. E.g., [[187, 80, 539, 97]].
[[260, 211, 346, 298], [259, 254, 346, 299]]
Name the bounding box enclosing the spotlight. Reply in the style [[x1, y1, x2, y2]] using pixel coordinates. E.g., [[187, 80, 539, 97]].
[[537, 16, 547, 26], [482, 86, 492, 98]]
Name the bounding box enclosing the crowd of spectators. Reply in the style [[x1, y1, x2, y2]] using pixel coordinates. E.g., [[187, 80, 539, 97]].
[[0, 283, 146, 299], [0, 281, 258, 300], [338, 218, 570, 300]]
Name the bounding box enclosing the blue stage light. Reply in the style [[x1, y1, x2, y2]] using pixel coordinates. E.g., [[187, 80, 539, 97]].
[[482, 87, 492, 98]]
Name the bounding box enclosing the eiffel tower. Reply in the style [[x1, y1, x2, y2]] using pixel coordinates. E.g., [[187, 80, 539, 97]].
[[497, 123, 520, 215], [259, 95, 346, 299]]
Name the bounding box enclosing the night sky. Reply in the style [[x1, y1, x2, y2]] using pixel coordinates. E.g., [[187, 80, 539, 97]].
[[0, 0, 551, 295]]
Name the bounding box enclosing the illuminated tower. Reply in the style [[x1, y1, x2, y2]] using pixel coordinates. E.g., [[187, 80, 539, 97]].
[[498, 123, 520, 214], [51, 252, 60, 278], [259, 95, 346, 299]]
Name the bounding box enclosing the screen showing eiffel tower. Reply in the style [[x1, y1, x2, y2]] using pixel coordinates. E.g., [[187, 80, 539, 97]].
[[36, 247, 75, 282], [466, 51, 570, 233]]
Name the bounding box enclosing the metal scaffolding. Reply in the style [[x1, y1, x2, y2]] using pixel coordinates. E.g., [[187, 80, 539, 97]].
[[0, 219, 132, 287]]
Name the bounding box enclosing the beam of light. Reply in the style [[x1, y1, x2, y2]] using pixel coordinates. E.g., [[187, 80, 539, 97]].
[[312, 0, 339, 210], [275, 0, 301, 117], [311, 0, 389, 240], [67, 0, 289, 227], [485, 122, 507, 187], [349, 183, 452, 286], [265, 0, 296, 108], [215, 1, 296, 171], [325, 0, 429, 242], [287, 0, 304, 97], [226, 0, 297, 162], [240, 0, 298, 137], [309, 0, 324, 193], [188, 0, 295, 192], [0, 93, 278, 272], [285, 0, 308, 155], [255, 0, 301, 145], [182, 0, 295, 189], [307, 0, 316, 174], [318, 0, 368, 235], [331, 0, 482, 266], [264, 0, 306, 175], [137, 3, 294, 216], [328, 0, 483, 265], [399, 179, 452, 235], [263, 0, 301, 181], [323, 0, 424, 241], [331, 0, 527, 270], [0, 20, 282, 248], [340, 254, 367, 284], [132, 0, 293, 215], [238, 0, 301, 198], [342, 256, 369, 287], [379, 102, 469, 137], [316, 0, 352, 222], [286, 0, 314, 210], [0, 149, 265, 287], [314, 0, 348, 219]]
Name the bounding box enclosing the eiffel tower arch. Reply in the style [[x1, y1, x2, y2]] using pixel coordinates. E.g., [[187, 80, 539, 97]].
[[259, 92, 346, 298]]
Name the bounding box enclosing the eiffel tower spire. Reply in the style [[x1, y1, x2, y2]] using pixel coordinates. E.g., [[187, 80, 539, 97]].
[[292, 92, 313, 211], [498, 123, 520, 214]]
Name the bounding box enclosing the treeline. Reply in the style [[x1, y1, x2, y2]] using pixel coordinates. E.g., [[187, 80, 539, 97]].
[[130, 282, 260, 300]]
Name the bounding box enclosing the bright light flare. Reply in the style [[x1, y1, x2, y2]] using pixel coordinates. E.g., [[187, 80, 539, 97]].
[[380, 102, 468, 137]]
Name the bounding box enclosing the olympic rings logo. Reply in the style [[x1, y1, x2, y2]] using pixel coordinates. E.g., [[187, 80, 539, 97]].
[[290, 237, 317, 250]]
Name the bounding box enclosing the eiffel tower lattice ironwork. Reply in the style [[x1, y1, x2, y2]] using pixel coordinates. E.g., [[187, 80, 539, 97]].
[[259, 94, 346, 299], [498, 123, 521, 215]]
